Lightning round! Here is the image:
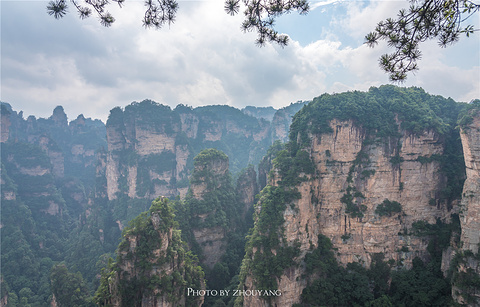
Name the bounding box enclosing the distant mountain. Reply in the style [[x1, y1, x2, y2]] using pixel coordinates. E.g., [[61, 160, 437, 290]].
[[242, 106, 277, 121]]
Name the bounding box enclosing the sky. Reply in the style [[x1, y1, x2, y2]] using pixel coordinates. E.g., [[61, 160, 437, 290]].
[[1, 0, 479, 122]]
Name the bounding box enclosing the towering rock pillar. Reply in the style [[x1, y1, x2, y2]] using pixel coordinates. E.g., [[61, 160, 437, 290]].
[[95, 197, 205, 307], [182, 149, 235, 268], [237, 86, 463, 307], [459, 115, 480, 253], [454, 109, 480, 306], [50, 106, 68, 129]]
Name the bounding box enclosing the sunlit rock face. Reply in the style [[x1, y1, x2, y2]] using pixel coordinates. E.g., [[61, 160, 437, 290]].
[[243, 119, 451, 306], [459, 115, 480, 254], [239, 87, 464, 307], [453, 114, 480, 306]]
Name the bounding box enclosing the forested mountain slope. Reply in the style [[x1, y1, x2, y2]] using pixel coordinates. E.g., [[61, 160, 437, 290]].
[[0, 100, 294, 305], [1, 86, 479, 306]]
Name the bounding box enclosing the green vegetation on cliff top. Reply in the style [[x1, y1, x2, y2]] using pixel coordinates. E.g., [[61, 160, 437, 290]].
[[290, 85, 460, 145], [238, 85, 467, 304]]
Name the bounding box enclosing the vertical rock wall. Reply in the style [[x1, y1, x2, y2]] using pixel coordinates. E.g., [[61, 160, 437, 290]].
[[243, 119, 453, 307], [454, 113, 480, 306], [459, 116, 480, 253]]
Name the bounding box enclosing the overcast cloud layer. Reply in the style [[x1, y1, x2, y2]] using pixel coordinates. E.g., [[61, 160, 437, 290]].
[[1, 0, 479, 122]]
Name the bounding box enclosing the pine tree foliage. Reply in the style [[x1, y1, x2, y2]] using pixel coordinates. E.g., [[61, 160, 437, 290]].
[[365, 0, 480, 81], [46, 0, 178, 29], [224, 0, 309, 46], [46, 0, 478, 79]]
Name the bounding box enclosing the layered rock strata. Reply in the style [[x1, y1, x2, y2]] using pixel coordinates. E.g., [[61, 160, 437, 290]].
[[454, 112, 480, 305], [243, 120, 450, 306]]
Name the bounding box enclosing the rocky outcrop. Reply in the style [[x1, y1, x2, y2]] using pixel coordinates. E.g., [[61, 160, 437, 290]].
[[243, 120, 450, 306], [50, 106, 68, 129], [270, 101, 307, 143], [1, 104, 10, 143], [0, 103, 106, 187], [96, 197, 205, 307], [103, 101, 280, 202]]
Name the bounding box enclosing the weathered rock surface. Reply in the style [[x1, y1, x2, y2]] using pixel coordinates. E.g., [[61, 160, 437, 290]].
[[244, 119, 453, 306], [236, 165, 259, 217], [453, 113, 480, 306], [104, 102, 270, 201], [460, 116, 480, 253], [102, 100, 308, 205], [270, 101, 307, 143], [193, 226, 226, 268]]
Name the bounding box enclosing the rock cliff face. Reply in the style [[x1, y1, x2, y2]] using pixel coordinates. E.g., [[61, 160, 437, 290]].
[[0, 103, 106, 187], [96, 197, 205, 307], [100, 101, 313, 206], [103, 101, 275, 202], [182, 149, 233, 268], [236, 165, 259, 217], [243, 121, 450, 306], [270, 101, 308, 143], [453, 110, 480, 306], [459, 115, 480, 253], [239, 86, 463, 307], [307, 120, 446, 265]]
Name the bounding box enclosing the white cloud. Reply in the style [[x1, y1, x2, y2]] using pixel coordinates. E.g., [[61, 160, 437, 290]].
[[310, 0, 341, 10], [1, 0, 478, 123], [341, 0, 409, 38]]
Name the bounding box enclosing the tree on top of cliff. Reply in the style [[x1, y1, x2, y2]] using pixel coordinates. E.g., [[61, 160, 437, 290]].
[[46, 0, 478, 80], [458, 99, 480, 129], [193, 148, 229, 168], [289, 85, 457, 146]]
